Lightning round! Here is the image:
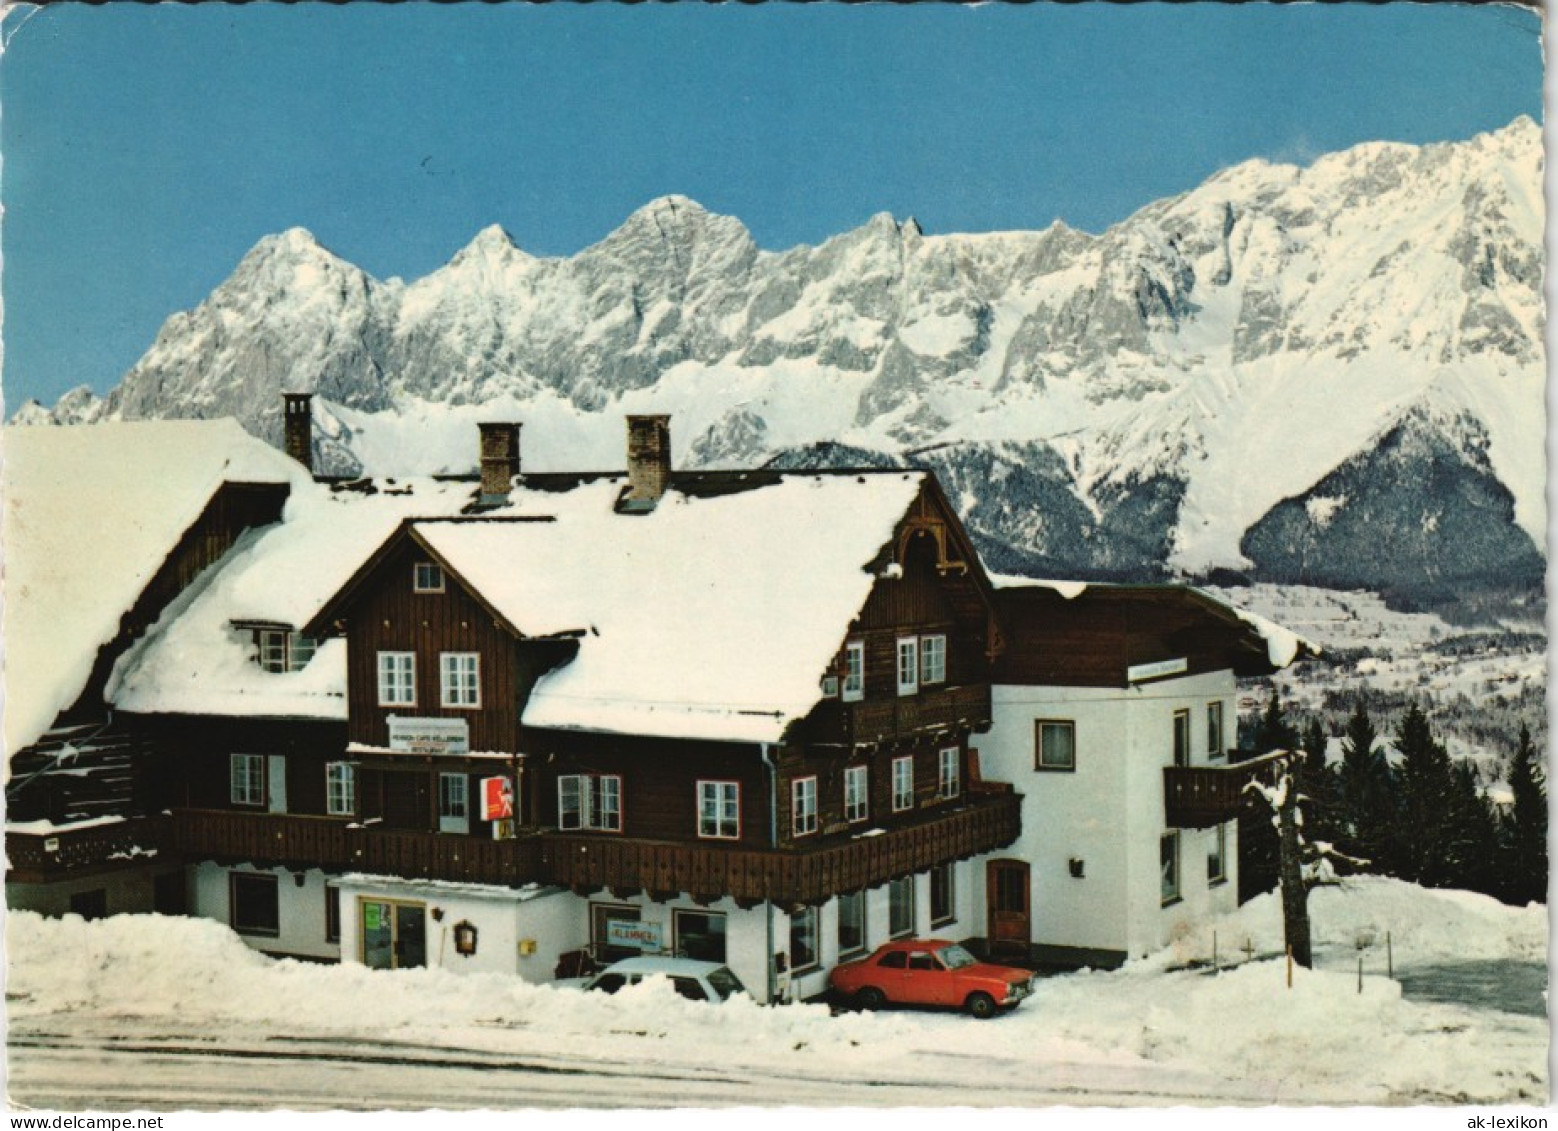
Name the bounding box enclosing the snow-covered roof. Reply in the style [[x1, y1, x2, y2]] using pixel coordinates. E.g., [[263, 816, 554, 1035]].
[[109, 478, 479, 719], [2, 421, 304, 754], [993, 576, 1317, 671], [412, 472, 927, 743]]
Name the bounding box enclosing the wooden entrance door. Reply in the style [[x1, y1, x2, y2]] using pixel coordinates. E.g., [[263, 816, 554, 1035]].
[[986, 859, 1030, 954]]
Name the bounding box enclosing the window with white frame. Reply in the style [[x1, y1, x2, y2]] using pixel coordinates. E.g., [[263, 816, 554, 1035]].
[[891, 756, 914, 812], [559, 773, 623, 832], [837, 890, 866, 957], [1173, 709, 1191, 767], [920, 634, 946, 685], [790, 905, 820, 973], [889, 875, 915, 938], [842, 641, 864, 703], [844, 764, 869, 823], [230, 753, 265, 807], [1207, 701, 1225, 760], [1161, 831, 1182, 904], [896, 637, 919, 696], [1208, 823, 1227, 884], [258, 630, 288, 674], [440, 653, 480, 708], [413, 561, 444, 592], [325, 762, 356, 816], [697, 781, 740, 840], [259, 629, 317, 673], [1036, 720, 1076, 771], [439, 773, 469, 820], [938, 747, 961, 799], [377, 651, 415, 707], [791, 776, 818, 837]]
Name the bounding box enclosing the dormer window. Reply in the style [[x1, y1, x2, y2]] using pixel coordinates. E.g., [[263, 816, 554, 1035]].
[[414, 561, 445, 593], [254, 628, 318, 673]]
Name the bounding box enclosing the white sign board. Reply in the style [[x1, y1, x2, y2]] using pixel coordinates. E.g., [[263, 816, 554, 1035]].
[[387, 716, 470, 756], [606, 919, 663, 952], [1127, 657, 1188, 683]]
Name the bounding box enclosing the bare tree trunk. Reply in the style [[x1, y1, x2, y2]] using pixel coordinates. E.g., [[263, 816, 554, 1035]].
[[1278, 770, 1313, 967]]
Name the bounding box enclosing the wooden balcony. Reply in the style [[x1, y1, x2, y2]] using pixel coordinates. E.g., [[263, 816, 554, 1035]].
[[807, 683, 992, 747], [171, 810, 542, 887], [539, 791, 1021, 904], [6, 815, 172, 883], [1164, 751, 1287, 829], [155, 792, 1022, 905]]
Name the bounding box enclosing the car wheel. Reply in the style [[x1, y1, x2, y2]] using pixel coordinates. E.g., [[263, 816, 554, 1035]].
[[965, 992, 997, 1019], [856, 986, 887, 1011]]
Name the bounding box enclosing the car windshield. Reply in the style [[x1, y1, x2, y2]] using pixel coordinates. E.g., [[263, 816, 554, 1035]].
[[937, 944, 978, 969], [706, 967, 746, 1000]]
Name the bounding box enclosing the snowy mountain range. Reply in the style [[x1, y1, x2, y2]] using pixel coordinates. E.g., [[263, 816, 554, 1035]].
[[17, 117, 1545, 595]]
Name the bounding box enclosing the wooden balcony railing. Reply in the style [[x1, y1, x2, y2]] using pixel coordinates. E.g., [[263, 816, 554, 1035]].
[[1164, 751, 1287, 829], [539, 792, 1021, 904], [12, 791, 1022, 905], [172, 810, 542, 887], [5, 815, 172, 883], [808, 683, 992, 747]]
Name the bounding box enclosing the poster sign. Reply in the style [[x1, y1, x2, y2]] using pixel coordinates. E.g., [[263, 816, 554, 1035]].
[[1127, 657, 1188, 683], [481, 776, 514, 821], [606, 919, 663, 951], [387, 717, 470, 755]]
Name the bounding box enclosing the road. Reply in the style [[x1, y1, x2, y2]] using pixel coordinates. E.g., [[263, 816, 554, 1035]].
[[7, 1014, 1283, 1111]]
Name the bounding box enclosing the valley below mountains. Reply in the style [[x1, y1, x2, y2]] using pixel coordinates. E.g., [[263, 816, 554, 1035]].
[[17, 118, 1546, 606]]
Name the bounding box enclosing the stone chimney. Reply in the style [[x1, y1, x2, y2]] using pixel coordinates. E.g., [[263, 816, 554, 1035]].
[[283, 393, 314, 473], [478, 422, 523, 505], [625, 415, 671, 508]]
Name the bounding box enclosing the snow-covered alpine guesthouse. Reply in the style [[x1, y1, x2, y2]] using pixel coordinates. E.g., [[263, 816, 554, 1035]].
[[4, 401, 1311, 998]]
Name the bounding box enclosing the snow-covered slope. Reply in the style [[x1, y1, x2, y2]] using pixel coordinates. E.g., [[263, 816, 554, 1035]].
[[22, 119, 1544, 591]]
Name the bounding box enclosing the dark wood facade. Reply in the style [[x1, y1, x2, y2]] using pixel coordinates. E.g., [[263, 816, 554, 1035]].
[[992, 585, 1300, 688]]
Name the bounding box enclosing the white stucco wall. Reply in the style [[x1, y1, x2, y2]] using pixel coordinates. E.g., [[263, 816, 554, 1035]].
[[974, 670, 1241, 959], [191, 862, 340, 961]]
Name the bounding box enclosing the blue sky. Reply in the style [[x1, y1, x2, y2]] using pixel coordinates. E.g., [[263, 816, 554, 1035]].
[[1, 2, 1542, 408]]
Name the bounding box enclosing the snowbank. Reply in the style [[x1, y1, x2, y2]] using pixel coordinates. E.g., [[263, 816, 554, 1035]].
[[7, 875, 1546, 1106]]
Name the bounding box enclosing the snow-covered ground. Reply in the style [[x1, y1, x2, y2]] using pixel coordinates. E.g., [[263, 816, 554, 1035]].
[[6, 877, 1545, 1111]]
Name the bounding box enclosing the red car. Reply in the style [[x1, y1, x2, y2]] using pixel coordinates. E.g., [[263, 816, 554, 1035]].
[[828, 939, 1036, 1018]]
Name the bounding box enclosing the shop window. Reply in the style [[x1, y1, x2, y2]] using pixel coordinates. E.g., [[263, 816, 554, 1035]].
[[231, 872, 280, 937], [888, 875, 915, 938], [591, 903, 642, 964], [675, 909, 727, 963], [930, 863, 955, 927], [790, 906, 820, 974], [69, 888, 107, 921], [837, 891, 866, 958]]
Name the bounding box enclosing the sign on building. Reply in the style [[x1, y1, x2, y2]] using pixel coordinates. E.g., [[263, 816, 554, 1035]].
[[387, 717, 470, 755], [481, 776, 514, 821], [1127, 657, 1189, 683], [606, 919, 663, 952]]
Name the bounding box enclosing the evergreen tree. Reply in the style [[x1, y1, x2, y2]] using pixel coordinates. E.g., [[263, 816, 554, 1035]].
[[1238, 690, 1292, 901], [1392, 702, 1460, 886], [1336, 699, 1389, 870], [1502, 723, 1547, 904], [1443, 760, 1500, 894], [1297, 716, 1339, 848]]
